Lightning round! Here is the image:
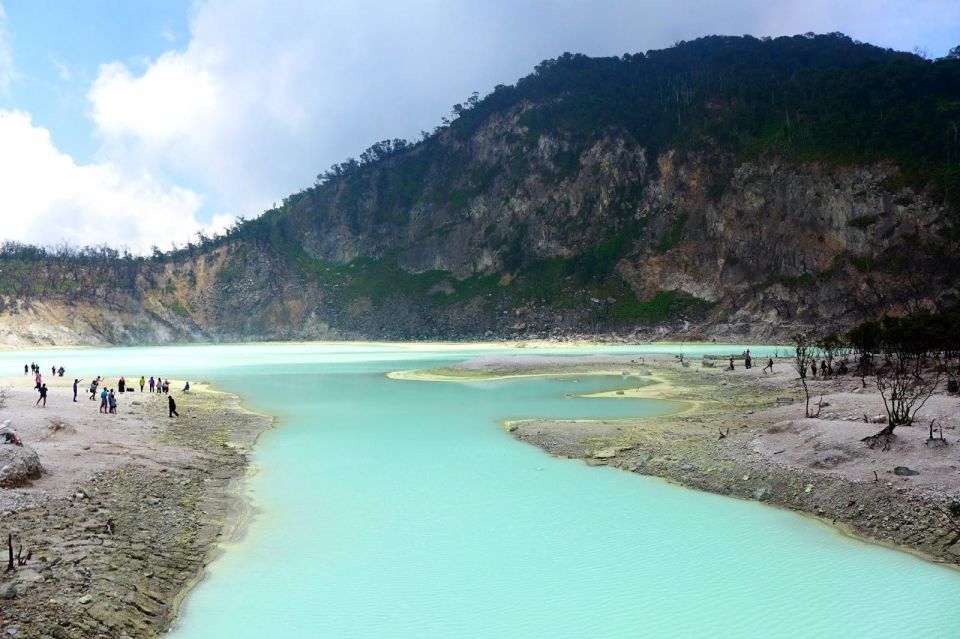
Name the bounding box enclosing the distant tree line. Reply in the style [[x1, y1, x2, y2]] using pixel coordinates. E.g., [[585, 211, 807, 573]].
[[0, 241, 145, 302]]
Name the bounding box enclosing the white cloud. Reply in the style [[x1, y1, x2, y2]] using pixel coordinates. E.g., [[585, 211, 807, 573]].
[[87, 1, 347, 216], [0, 0, 948, 253], [52, 59, 72, 81], [90, 56, 218, 146], [0, 110, 224, 253], [84, 0, 960, 229]]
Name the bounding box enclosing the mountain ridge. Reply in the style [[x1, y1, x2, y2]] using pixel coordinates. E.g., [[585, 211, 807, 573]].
[[1, 33, 958, 346]]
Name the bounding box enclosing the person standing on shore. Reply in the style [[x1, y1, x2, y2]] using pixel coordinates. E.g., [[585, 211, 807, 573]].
[[23, 364, 27, 375], [139, 376, 146, 392], [34, 371, 42, 390], [99, 387, 109, 413], [72, 378, 82, 402], [118, 377, 126, 393], [36, 383, 48, 407], [763, 358, 774, 373], [149, 376, 156, 393], [108, 390, 117, 414], [168, 395, 179, 418]]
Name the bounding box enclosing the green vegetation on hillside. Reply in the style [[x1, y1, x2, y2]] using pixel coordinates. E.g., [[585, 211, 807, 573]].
[[479, 35, 960, 208], [0, 242, 143, 299], [269, 221, 712, 328], [200, 33, 960, 259], [1, 34, 957, 339]]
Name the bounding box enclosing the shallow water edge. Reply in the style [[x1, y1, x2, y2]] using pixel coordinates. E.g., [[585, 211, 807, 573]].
[[0, 379, 273, 637], [411, 358, 960, 569]]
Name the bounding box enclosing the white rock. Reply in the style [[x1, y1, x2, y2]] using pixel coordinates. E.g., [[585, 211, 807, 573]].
[[0, 445, 42, 487]]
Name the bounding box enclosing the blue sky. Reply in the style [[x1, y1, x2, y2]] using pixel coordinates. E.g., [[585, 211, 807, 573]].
[[1, 1, 190, 160], [0, 0, 957, 252]]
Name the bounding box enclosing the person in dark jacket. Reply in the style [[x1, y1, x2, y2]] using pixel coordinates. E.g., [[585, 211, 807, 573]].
[[36, 384, 48, 407], [168, 395, 179, 418]]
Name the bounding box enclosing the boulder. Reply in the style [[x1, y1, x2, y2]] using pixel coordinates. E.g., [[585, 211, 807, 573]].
[[893, 466, 920, 477], [0, 444, 42, 487]]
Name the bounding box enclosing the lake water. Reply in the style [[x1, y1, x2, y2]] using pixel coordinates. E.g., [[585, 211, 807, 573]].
[[5, 343, 960, 637]]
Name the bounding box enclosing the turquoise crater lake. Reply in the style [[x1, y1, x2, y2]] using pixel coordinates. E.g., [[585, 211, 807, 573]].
[[7, 344, 960, 637]]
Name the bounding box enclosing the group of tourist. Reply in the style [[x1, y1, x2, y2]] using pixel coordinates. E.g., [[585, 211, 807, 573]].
[[147, 377, 174, 394], [25, 362, 65, 377], [26, 364, 184, 418], [87, 376, 118, 414], [727, 349, 763, 371], [808, 357, 849, 378], [98, 384, 119, 414], [724, 350, 776, 373], [27, 363, 50, 406]]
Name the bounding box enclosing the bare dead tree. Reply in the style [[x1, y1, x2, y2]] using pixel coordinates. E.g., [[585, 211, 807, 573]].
[[816, 334, 841, 375], [792, 332, 818, 417], [863, 350, 943, 449], [926, 418, 948, 447], [847, 320, 879, 388]]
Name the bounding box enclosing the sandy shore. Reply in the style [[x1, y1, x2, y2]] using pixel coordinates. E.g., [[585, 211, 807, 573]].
[[0, 372, 272, 637], [397, 354, 960, 566]]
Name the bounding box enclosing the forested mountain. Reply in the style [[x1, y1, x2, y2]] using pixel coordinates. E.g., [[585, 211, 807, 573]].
[[2, 33, 959, 345]]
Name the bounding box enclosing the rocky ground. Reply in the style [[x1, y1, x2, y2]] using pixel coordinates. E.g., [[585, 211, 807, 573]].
[[407, 353, 960, 566], [0, 375, 271, 638]]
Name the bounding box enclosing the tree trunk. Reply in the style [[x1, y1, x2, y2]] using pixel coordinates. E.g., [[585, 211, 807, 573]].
[[862, 423, 896, 450]]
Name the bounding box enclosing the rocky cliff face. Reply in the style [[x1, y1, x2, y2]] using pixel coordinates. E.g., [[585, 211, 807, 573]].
[[1, 35, 956, 346], [2, 147, 948, 346], [183, 121, 950, 343], [288, 106, 649, 276], [620, 155, 952, 339]]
